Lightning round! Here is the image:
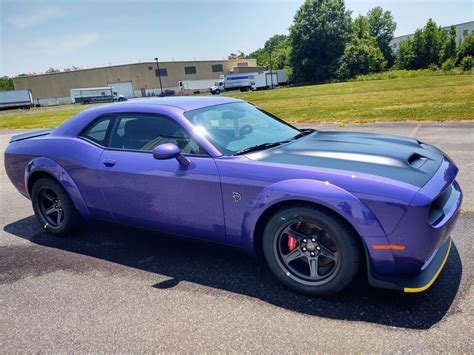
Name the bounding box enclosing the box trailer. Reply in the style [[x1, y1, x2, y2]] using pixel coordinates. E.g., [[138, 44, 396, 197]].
[[179, 79, 217, 94], [0, 89, 33, 110], [250, 72, 279, 90], [71, 87, 126, 104]]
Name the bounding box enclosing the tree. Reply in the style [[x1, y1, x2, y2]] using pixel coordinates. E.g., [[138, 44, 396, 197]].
[[336, 38, 387, 79], [421, 19, 446, 67], [394, 38, 416, 69], [228, 51, 245, 60], [456, 32, 474, 64], [0, 76, 14, 91], [289, 0, 352, 83], [460, 55, 473, 71], [247, 34, 291, 70], [352, 15, 370, 40], [441, 26, 457, 62], [366, 6, 396, 66], [395, 19, 447, 69]]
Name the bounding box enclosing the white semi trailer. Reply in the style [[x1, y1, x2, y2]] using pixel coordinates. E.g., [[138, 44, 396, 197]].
[[178, 79, 217, 94], [0, 89, 34, 110]]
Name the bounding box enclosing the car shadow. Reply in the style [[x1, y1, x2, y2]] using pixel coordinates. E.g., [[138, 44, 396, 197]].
[[4, 215, 462, 330]]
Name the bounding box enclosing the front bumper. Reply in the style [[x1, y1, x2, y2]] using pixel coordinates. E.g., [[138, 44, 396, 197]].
[[367, 155, 462, 292], [368, 235, 453, 292]]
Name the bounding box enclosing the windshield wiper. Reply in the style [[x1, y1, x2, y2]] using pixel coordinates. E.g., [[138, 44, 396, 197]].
[[233, 129, 314, 156], [234, 141, 288, 156], [291, 129, 314, 140]]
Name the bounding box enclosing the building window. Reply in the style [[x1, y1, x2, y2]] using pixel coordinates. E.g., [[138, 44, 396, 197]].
[[463, 29, 468, 36], [393, 43, 397, 49], [237, 62, 248, 67], [148, 66, 153, 70], [212, 64, 223, 72], [184, 66, 197, 75], [155, 68, 167, 77]]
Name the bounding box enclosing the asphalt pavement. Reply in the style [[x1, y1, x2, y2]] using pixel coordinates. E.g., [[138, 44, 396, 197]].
[[0, 122, 473, 352]]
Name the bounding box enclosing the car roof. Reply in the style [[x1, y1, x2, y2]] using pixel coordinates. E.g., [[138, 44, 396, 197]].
[[120, 96, 243, 111]]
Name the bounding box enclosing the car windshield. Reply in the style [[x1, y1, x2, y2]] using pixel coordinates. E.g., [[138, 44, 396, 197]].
[[183, 102, 301, 155]]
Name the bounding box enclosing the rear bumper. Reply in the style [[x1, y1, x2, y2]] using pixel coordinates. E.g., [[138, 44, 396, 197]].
[[368, 236, 453, 292]]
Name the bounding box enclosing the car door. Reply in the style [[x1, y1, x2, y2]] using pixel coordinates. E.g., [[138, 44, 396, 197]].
[[96, 112, 226, 242]]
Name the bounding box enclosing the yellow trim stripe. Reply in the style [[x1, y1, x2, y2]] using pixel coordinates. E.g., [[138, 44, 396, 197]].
[[404, 239, 452, 293]]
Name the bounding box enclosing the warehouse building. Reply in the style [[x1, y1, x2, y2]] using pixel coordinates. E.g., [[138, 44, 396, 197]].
[[390, 20, 474, 52], [13, 58, 258, 106]]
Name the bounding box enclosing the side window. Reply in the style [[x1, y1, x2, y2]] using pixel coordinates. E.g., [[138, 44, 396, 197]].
[[109, 114, 208, 156], [80, 116, 113, 146]]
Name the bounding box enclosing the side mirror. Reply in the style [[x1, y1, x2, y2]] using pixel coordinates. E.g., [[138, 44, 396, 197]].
[[152, 143, 190, 167]]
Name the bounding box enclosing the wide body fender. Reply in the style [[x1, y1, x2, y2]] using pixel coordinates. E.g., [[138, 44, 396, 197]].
[[26, 157, 91, 220], [241, 179, 396, 274]]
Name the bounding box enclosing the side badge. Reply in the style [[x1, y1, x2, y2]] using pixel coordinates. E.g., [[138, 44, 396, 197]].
[[232, 192, 242, 203]]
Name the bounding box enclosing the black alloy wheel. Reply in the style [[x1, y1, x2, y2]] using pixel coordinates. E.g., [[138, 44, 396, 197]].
[[274, 219, 341, 285], [31, 177, 82, 236], [262, 206, 361, 296], [37, 186, 64, 228]]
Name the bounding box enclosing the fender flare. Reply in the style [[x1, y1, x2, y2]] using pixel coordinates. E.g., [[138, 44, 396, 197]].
[[25, 157, 91, 219], [241, 179, 395, 273]]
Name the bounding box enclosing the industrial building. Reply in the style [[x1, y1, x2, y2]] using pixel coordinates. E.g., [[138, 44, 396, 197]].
[[390, 20, 474, 52], [13, 59, 258, 106]]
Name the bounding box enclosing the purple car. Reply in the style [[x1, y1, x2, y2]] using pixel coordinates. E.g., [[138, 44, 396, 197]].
[[4, 97, 462, 295]]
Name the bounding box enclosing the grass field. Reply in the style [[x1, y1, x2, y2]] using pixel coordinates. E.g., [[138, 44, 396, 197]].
[[228, 73, 474, 124], [0, 72, 472, 129]]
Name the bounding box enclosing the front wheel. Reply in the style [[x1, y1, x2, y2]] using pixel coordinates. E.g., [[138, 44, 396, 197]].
[[262, 206, 361, 296], [31, 177, 82, 237]]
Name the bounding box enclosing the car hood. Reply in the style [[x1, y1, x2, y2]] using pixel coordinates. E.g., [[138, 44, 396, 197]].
[[246, 131, 444, 187]]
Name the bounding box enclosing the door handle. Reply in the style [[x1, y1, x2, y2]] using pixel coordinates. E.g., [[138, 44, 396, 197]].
[[102, 159, 116, 167]]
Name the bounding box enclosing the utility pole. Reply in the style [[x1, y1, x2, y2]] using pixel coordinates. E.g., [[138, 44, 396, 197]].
[[154, 57, 164, 96]]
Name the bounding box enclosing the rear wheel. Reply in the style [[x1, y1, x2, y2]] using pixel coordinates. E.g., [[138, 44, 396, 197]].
[[262, 206, 361, 296], [31, 177, 82, 237]]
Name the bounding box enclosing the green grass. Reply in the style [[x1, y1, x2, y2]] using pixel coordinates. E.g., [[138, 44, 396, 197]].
[[228, 73, 474, 124], [0, 72, 472, 129], [0, 108, 85, 129]]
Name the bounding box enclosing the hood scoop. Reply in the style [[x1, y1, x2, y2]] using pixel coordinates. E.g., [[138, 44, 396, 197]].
[[408, 153, 429, 169]]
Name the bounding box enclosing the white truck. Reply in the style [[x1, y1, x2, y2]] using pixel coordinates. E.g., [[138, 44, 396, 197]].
[[0, 89, 34, 110], [70, 87, 126, 104], [210, 72, 279, 94], [179, 79, 217, 94], [210, 74, 253, 94]]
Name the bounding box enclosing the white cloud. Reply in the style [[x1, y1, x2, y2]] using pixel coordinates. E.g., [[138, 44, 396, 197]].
[[7, 6, 64, 29]]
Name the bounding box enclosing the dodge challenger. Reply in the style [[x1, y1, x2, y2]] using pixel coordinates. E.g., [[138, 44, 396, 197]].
[[4, 97, 462, 295]]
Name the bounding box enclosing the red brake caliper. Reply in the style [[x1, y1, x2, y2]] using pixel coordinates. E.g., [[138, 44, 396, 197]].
[[287, 222, 301, 251]]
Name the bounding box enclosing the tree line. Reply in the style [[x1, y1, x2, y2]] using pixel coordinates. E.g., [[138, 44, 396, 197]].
[[244, 0, 473, 84]]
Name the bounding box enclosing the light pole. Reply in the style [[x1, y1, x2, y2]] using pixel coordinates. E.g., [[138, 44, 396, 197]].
[[154, 57, 164, 96], [268, 47, 274, 89]]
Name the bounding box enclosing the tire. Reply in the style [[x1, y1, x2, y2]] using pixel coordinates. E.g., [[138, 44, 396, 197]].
[[31, 177, 82, 237], [215, 89, 220, 95], [262, 205, 361, 296]]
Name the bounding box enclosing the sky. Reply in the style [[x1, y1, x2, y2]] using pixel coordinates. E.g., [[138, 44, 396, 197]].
[[1, 0, 473, 76]]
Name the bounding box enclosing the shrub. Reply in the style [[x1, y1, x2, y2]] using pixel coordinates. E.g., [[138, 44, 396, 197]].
[[460, 55, 473, 71], [441, 58, 455, 71]]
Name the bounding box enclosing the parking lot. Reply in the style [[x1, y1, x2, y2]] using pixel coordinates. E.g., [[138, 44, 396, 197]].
[[1, 122, 473, 352]]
